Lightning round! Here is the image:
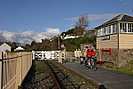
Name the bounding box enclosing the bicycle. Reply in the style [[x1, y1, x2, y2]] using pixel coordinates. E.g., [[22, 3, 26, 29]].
[[85, 55, 97, 71]]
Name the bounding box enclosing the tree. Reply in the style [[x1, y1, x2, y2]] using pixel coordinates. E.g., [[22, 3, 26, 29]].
[[75, 14, 89, 29], [74, 14, 89, 36], [11, 42, 18, 51], [73, 27, 84, 36], [31, 41, 36, 47], [61, 28, 74, 37]]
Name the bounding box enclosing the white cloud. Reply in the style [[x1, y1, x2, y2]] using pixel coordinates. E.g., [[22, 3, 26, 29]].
[[45, 28, 60, 34], [65, 17, 78, 21], [0, 28, 61, 45], [119, 0, 132, 5], [65, 13, 119, 21], [119, 0, 130, 2]]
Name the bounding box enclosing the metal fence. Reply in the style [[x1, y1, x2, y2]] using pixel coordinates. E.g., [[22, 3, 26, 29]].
[[0, 52, 32, 89]]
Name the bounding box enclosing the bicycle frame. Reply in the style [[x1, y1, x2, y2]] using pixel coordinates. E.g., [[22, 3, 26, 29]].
[[86, 56, 97, 71]]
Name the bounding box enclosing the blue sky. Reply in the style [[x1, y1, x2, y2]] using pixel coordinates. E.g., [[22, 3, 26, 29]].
[[0, 0, 133, 45]]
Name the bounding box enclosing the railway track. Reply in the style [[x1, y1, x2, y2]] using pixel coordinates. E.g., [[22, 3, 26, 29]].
[[22, 60, 58, 89], [22, 60, 99, 89], [44, 60, 99, 89]]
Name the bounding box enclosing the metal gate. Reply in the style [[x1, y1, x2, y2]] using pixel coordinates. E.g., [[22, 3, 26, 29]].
[[33, 51, 66, 60]]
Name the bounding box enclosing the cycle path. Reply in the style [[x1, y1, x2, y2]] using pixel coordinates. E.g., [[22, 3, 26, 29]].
[[62, 62, 133, 89]]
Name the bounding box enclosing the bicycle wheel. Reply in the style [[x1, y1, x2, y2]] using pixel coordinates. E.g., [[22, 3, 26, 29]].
[[90, 59, 97, 71], [87, 59, 91, 69]]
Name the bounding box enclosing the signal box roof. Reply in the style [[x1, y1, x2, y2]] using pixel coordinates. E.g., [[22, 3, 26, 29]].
[[95, 13, 133, 29]]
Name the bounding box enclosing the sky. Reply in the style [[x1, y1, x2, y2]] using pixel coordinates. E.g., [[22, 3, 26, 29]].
[[0, 0, 133, 45]]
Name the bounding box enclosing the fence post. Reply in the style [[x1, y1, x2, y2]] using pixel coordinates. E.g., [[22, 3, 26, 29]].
[[32, 50, 35, 60], [0, 52, 3, 89], [58, 52, 62, 63], [19, 52, 22, 86]]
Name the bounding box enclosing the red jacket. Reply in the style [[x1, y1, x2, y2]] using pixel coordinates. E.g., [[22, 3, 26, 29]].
[[86, 50, 96, 56]]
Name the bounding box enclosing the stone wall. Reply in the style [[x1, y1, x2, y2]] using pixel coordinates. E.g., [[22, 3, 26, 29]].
[[96, 49, 133, 68], [96, 48, 118, 67], [118, 49, 133, 68]]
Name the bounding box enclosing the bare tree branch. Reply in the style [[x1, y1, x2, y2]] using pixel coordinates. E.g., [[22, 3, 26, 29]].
[[75, 14, 89, 29]]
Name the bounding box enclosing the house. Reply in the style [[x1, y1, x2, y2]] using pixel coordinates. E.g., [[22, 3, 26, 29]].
[[64, 35, 79, 39], [0, 43, 11, 52], [95, 13, 133, 68], [14, 46, 24, 51]]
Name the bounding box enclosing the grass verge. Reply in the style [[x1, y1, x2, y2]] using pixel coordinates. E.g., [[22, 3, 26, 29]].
[[108, 60, 133, 76]]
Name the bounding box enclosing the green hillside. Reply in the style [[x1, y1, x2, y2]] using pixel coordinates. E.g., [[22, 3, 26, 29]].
[[62, 36, 96, 51]]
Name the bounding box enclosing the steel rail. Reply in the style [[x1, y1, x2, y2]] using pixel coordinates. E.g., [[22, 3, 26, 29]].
[[44, 61, 61, 89], [54, 61, 99, 89]]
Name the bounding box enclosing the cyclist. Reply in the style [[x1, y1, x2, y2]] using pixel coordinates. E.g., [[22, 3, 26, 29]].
[[86, 46, 96, 57], [85, 45, 96, 67]]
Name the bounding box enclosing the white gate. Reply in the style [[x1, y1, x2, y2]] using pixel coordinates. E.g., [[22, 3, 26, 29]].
[[33, 51, 66, 60]]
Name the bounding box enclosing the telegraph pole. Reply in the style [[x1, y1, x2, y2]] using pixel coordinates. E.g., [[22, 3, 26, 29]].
[[58, 36, 61, 50]]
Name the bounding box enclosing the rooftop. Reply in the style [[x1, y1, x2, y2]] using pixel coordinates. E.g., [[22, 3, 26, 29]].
[[95, 13, 133, 29]]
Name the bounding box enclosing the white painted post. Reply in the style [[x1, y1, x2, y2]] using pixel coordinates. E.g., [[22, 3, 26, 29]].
[[58, 52, 62, 63], [32, 50, 35, 60], [0, 52, 3, 89], [41, 51, 45, 60]]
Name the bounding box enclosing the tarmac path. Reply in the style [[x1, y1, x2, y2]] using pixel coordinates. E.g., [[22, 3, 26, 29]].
[[62, 62, 133, 89]]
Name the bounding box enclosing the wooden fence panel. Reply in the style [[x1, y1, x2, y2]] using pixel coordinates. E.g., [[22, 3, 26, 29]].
[[0, 52, 32, 89]]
